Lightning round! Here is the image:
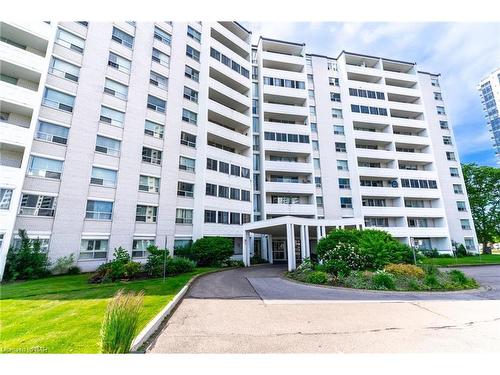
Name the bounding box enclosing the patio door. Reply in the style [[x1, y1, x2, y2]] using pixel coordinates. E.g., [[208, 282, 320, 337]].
[[272, 240, 286, 261]]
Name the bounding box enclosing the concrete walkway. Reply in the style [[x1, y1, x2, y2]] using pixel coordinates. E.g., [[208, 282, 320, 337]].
[[147, 265, 500, 353]]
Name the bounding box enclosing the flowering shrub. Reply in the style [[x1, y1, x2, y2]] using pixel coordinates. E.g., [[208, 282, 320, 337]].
[[372, 270, 396, 290], [384, 263, 425, 279], [317, 242, 365, 276], [306, 271, 328, 285]]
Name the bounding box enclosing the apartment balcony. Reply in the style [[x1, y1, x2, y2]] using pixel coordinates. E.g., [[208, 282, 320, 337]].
[[266, 203, 316, 216], [208, 99, 250, 129], [211, 23, 250, 60], [0, 81, 39, 109], [207, 121, 250, 150], [210, 58, 249, 88], [0, 40, 46, 76], [390, 117, 426, 129], [261, 50, 304, 72], [402, 207, 446, 218], [397, 169, 437, 180], [395, 151, 434, 163], [355, 148, 395, 161], [353, 130, 393, 143], [388, 101, 424, 114], [0, 21, 50, 55], [262, 84, 308, 100], [263, 121, 309, 135], [211, 38, 251, 72], [384, 85, 420, 98], [383, 69, 418, 84], [206, 143, 251, 167], [208, 77, 250, 110], [362, 206, 406, 217], [263, 102, 308, 118], [58, 22, 88, 38], [262, 140, 312, 154], [357, 166, 398, 179], [345, 64, 382, 78], [384, 227, 449, 238], [265, 181, 315, 194], [264, 160, 313, 174], [350, 112, 391, 126], [359, 186, 402, 197], [400, 188, 442, 199], [261, 67, 305, 83], [393, 133, 430, 146]]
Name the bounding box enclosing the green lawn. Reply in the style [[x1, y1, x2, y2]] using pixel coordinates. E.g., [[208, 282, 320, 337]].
[[420, 254, 500, 267], [0, 268, 216, 354]]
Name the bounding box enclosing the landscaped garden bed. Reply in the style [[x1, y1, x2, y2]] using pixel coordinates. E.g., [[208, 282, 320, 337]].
[[287, 228, 479, 291]]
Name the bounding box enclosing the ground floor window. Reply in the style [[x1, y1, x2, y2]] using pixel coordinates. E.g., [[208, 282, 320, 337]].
[[174, 238, 192, 250], [132, 238, 155, 258], [411, 238, 432, 250], [79, 239, 108, 260]]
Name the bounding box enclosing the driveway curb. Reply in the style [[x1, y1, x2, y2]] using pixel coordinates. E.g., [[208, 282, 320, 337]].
[[130, 267, 239, 352]]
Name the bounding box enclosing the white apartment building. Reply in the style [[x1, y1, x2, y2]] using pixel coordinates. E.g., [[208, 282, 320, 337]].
[[0, 21, 478, 277], [478, 67, 500, 165]]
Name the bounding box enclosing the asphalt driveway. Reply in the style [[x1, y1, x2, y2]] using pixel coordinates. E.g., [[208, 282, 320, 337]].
[[147, 265, 500, 353]]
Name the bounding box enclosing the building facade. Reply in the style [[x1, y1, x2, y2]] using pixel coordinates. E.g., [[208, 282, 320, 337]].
[[0, 21, 478, 277], [478, 67, 500, 165]]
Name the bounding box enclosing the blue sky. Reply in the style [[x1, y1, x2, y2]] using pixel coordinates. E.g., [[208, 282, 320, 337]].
[[246, 22, 500, 166]]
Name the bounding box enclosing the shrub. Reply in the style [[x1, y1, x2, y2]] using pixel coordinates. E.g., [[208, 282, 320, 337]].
[[372, 271, 396, 290], [165, 257, 196, 275], [190, 237, 234, 266], [3, 229, 50, 281], [421, 264, 440, 276], [221, 259, 245, 268], [316, 240, 365, 275], [384, 263, 425, 279], [358, 230, 415, 269], [449, 269, 468, 284], [51, 254, 76, 275], [123, 262, 142, 278], [100, 289, 144, 354], [89, 247, 141, 283], [67, 265, 81, 275], [306, 271, 328, 285], [422, 248, 440, 258], [144, 245, 170, 277], [250, 255, 268, 265], [424, 274, 441, 289], [455, 244, 468, 257]]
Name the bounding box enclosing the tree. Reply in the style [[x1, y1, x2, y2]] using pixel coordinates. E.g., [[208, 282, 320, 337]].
[[462, 163, 500, 253]]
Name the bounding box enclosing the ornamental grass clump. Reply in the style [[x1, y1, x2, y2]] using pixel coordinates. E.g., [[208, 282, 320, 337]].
[[384, 263, 425, 279], [100, 289, 144, 354]]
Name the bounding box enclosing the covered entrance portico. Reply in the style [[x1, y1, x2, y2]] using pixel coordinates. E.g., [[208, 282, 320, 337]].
[[242, 216, 363, 271]]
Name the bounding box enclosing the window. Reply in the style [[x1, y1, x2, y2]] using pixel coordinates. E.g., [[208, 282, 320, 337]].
[[36, 121, 69, 144], [313, 158, 321, 169], [19, 194, 56, 216], [464, 238, 475, 250], [112, 27, 134, 48], [437, 106, 446, 115], [42, 88, 75, 112], [252, 99, 259, 115], [144, 120, 164, 139], [340, 197, 352, 209], [179, 156, 195, 172], [186, 45, 200, 62], [218, 185, 229, 198], [231, 165, 240, 177], [364, 217, 389, 227], [108, 52, 131, 73], [457, 201, 467, 212], [0, 188, 13, 209], [85, 200, 113, 220], [49, 57, 79, 81], [183, 86, 198, 103], [450, 167, 459, 177], [204, 210, 216, 223], [139, 175, 160, 193], [142, 147, 162, 165], [136, 205, 157, 223], [27, 156, 63, 179], [206, 183, 217, 196], [152, 48, 170, 67], [329, 77, 339, 86], [338, 178, 350, 189], [337, 160, 348, 171], [434, 92, 442, 100], [335, 142, 346, 152], [460, 219, 471, 230], [185, 65, 199, 82], [182, 108, 197, 124], [104, 78, 128, 100], [446, 151, 456, 161], [174, 238, 193, 250], [308, 90, 315, 99], [154, 26, 171, 45], [314, 176, 322, 188], [147, 95, 166, 113], [91, 167, 117, 187], [96, 135, 120, 156], [330, 93, 341, 102], [132, 239, 155, 258], [150, 71, 168, 90], [310, 123, 317, 133], [408, 218, 428, 228], [334, 125, 345, 135], [187, 26, 201, 42], [56, 28, 84, 52], [177, 181, 194, 197], [180, 131, 196, 148], [314, 196, 323, 207], [241, 167, 250, 179], [242, 213, 251, 224], [312, 140, 319, 151], [230, 212, 240, 225], [453, 184, 464, 194], [230, 188, 240, 200], [309, 106, 316, 116], [100, 106, 125, 127], [206, 158, 218, 171], [360, 106, 369, 114], [176, 208, 193, 224], [332, 109, 343, 118], [443, 136, 452, 145], [440, 121, 449, 129], [241, 190, 250, 202], [431, 77, 440, 87], [215, 211, 228, 224], [79, 239, 108, 260]]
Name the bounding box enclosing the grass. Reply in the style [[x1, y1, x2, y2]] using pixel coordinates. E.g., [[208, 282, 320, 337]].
[[0, 268, 217, 353], [420, 254, 500, 267]]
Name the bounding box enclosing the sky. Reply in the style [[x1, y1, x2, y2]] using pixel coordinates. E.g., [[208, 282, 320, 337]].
[[245, 22, 500, 166]]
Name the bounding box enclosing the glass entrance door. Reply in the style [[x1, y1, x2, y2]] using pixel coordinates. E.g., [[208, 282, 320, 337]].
[[272, 240, 286, 261]]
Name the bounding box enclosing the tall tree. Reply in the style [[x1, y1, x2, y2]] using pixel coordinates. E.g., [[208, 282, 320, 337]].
[[461, 163, 500, 253]]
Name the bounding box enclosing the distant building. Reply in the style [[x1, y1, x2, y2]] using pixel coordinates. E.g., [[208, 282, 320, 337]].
[[478, 67, 500, 165]]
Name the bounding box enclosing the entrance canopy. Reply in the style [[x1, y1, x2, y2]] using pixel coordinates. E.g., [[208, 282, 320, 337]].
[[242, 216, 363, 271]]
